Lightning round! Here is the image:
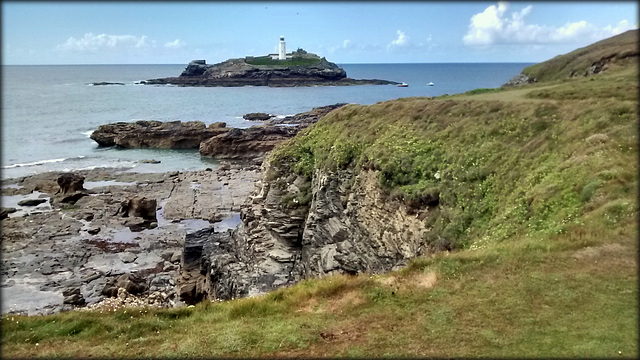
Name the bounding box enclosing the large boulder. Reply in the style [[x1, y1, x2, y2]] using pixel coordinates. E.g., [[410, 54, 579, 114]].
[[116, 196, 157, 221], [57, 173, 85, 194]]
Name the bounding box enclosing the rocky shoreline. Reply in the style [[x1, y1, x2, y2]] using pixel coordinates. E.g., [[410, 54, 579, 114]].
[[1, 163, 261, 315], [2, 102, 431, 315]]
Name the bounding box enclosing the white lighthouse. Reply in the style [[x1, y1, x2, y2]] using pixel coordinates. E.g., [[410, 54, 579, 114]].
[[278, 36, 286, 60]]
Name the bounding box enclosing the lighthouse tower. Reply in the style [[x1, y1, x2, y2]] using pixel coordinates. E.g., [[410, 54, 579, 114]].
[[278, 36, 286, 60]]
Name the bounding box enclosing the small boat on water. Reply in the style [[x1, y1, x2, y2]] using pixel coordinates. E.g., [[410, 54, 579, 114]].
[[397, 82, 408, 87], [428, 82, 434, 86]]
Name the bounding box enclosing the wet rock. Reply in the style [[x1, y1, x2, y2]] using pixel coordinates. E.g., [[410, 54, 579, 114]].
[[17, 198, 47, 206], [243, 112, 272, 121], [91, 82, 125, 86]]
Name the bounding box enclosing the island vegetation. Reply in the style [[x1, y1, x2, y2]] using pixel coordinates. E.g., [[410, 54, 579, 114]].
[[2, 30, 637, 358]]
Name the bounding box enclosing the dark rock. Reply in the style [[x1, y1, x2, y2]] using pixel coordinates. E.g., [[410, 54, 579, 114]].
[[138, 159, 161, 164], [180, 60, 208, 77], [56, 173, 85, 194], [17, 198, 47, 207], [60, 192, 88, 204], [91, 82, 125, 86], [0, 207, 17, 219], [243, 112, 272, 121]]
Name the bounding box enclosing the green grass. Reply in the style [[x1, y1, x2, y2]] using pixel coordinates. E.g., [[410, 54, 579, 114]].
[[521, 29, 638, 83], [1, 33, 637, 358], [245, 56, 322, 66], [2, 224, 636, 357]]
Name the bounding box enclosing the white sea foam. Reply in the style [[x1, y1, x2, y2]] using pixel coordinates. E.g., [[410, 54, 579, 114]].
[[2, 156, 86, 169], [82, 130, 93, 137]]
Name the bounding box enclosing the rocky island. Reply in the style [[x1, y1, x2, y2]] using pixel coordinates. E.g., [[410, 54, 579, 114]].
[[141, 48, 399, 87]]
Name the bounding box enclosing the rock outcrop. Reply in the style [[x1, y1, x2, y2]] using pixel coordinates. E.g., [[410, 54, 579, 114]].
[[90, 104, 347, 161], [142, 57, 398, 87], [90, 120, 227, 149], [502, 73, 534, 87], [177, 159, 434, 303], [198, 126, 299, 160], [265, 103, 348, 127]]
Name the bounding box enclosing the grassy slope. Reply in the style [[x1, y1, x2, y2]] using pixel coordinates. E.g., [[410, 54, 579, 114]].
[[2, 35, 637, 358], [521, 29, 638, 83]]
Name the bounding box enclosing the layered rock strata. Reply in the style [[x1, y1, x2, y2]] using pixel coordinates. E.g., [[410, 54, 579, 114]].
[[177, 160, 434, 304]]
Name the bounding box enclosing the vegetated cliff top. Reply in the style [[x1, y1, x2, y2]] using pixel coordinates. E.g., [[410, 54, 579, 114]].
[[519, 29, 638, 83]]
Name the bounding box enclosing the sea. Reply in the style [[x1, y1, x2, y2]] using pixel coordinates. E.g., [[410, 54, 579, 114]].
[[1, 63, 533, 180]]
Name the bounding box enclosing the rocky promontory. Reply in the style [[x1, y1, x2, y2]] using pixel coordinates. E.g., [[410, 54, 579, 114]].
[[141, 52, 399, 87], [90, 104, 348, 161]]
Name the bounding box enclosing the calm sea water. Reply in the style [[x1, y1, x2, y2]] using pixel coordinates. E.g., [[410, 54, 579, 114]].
[[1, 63, 532, 180]]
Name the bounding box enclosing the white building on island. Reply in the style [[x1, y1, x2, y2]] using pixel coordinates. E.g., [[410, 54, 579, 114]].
[[269, 36, 293, 60]]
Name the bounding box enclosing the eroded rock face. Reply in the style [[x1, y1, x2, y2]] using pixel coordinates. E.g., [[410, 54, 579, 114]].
[[177, 159, 433, 303], [198, 126, 299, 160]]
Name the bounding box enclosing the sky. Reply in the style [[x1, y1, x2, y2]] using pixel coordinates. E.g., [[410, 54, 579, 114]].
[[2, 1, 638, 65]]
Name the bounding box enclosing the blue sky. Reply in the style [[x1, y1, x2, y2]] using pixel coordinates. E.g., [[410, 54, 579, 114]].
[[2, 1, 637, 65]]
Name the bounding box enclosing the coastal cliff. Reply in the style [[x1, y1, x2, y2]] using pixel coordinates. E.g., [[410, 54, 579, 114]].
[[178, 159, 432, 303], [142, 53, 399, 87]]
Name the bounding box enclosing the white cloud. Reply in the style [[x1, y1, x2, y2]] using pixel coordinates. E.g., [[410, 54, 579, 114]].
[[463, 2, 637, 46], [56, 32, 187, 53], [164, 39, 186, 49], [388, 30, 409, 48]]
